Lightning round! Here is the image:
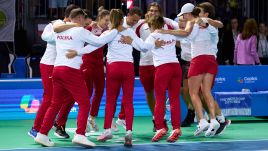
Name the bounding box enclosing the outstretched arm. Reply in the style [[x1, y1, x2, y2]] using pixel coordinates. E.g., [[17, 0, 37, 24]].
[[53, 23, 79, 33], [157, 20, 195, 36], [206, 18, 224, 28]]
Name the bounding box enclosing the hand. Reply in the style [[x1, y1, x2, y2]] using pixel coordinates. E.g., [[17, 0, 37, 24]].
[[90, 21, 97, 28], [66, 50, 78, 59], [117, 26, 125, 32], [196, 18, 208, 28], [155, 38, 165, 48], [120, 35, 133, 44]]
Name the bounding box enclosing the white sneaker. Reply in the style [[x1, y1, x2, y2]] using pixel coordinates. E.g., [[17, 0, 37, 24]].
[[87, 118, 99, 132], [116, 118, 126, 130], [97, 129, 113, 142], [194, 119, 209, 136], [72, 134, 96, 148], [34, 133, 54, 147], [205, 119, 220, 137], [111, 120, 119, 132]]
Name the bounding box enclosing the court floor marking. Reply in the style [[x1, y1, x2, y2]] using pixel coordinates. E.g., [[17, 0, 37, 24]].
[[1, 139, 268, 151]]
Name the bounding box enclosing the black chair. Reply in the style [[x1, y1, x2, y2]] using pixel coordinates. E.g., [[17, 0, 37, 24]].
[[25, 44, 46, 78]]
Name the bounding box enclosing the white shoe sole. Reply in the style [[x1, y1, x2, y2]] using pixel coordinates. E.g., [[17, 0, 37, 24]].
[[72, 140, 95, 148], [205, 124, 220, 137], [54, 132, 68, 139], [35, 138, 54, 147]]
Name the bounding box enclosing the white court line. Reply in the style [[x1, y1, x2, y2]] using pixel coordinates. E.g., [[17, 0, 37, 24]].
[[1, 139, 268, 151], [0, 79, 42, 82]]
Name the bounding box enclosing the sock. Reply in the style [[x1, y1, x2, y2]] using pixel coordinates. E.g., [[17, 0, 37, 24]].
[[216, 113, 225, 123], [199, 118, 208, 125]]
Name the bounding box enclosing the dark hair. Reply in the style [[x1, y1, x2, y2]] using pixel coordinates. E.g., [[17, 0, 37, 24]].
[[198, 2, 215, 18], [65, 4, 79, 18], [148, 2, 163, 16], [148, 15, 165, 29], [96, 6, 110, 21], [128, 7, 142, 17], [191, 7, 201, 17], [110, 9, 124, 29], [69, 8, 86, 19], [83, 9, 93, 19], [241, 18, 258, 40]]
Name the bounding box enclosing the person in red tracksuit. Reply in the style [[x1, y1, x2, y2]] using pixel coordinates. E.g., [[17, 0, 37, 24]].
[[82, 8, 110, 133], [28, 4, 79, 139], [34, 8, 118, 147], [116, 2, 179, 132]]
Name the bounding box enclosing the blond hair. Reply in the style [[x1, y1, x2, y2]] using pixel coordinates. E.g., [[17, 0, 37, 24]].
[[110, 9, 124, 29]]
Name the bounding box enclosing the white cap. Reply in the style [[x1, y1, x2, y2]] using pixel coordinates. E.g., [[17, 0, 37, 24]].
[[178, 3, 195, 17]]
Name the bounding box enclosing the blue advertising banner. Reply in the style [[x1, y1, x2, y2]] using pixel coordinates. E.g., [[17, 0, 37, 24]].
[[213, 65, 268, 92], [214, 92, 252, 116]]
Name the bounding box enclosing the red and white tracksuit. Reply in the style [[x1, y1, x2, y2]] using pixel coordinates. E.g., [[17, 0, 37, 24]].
[[80, 25, 106, 117], [118, 19, 178, 119], [103, 28, 154, 131], [145, 32, 183, 130], [39, 26, 118, 135], [33, 21, 73, 131]]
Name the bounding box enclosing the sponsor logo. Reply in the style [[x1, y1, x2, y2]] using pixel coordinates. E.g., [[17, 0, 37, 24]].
[[20, 95, 40, 113], [237, 77, 258, 84], [215, 77, 226, 83]]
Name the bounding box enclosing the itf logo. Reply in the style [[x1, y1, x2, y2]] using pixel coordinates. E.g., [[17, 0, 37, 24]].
[[237, 77, 244, 83], [20, 95, 40, 113], [237, 77, 258, 84]]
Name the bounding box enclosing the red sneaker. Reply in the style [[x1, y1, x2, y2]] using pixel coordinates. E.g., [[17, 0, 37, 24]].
[[167, 129, 181, 143], [152, 128, 167, 142]]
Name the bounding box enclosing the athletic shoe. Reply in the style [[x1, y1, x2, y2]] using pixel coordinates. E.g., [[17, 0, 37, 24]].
[[194, 119, 209, 136], [152, 128, 167, 142], [97, 129, 113, 142], [116, 118, 126, 130], [124, 130, 132, 147], [215, 119, 231, 136], [35, 132, 54, 147], [72, 134, 96, 148], [167, 129, 182, 143], [205, 119, 220, 137], [181, 109, 195, 127], [89, 118, 99, 132], [152, 120, 157, 132], [111, 120, 119, 132], [28, 128, 38, 138], [54, 125, 70, 139]]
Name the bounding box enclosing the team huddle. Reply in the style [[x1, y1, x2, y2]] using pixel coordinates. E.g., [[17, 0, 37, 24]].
[[27, 2, 231, 148]]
